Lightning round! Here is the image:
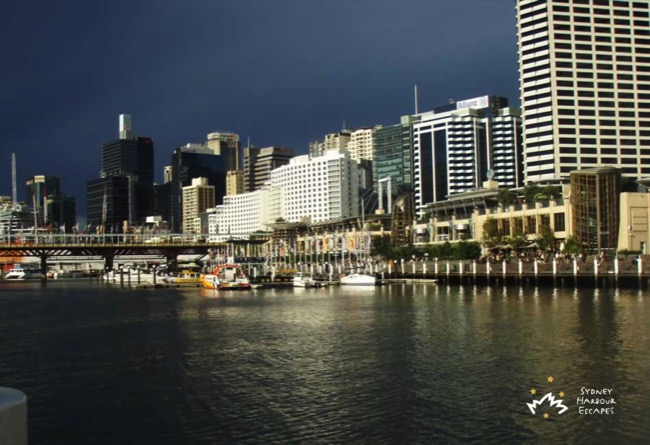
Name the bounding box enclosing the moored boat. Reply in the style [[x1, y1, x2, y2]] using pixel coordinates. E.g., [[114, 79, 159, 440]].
[[340, 273, 376, 286], [164, 270, 202, 285], [293, 272, 326, 288], [201, 264, 251, 290]]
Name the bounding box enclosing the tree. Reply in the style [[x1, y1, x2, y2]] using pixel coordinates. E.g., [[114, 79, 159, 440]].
[[451, 241, 482, 260], [522, 184, 541, 203], [505, 227, 527, 251], [497, 188, 517, 208], [537, 225, 555, 251], [564, 236, 581, 255], [482, 218, 501, 248]]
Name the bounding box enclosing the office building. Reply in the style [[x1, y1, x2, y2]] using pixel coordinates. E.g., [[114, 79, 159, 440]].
[[163, 166, 172, 184], [206, 132, 241, 171], [372, 115, 420, 194], [516, 0, 650, 182], [246, 146, 295, 192], [571, 167, 621, 253], [182, 177, 215, 234], [243, 146, 261, 193], [170, 143, 229, 232], [25, 175, 60, 224], [45, 195, 76, 230], [412, 96, 522, 215], [152, 183, 171, 223], [86, 115, 154, 226], [86, 176, 131, 229]]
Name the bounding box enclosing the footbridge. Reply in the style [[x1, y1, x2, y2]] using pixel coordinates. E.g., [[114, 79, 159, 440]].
[[0, 233, 268, 279]]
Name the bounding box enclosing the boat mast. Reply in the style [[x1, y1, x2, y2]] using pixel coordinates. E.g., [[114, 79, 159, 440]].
[[11, 152, 17, 208]]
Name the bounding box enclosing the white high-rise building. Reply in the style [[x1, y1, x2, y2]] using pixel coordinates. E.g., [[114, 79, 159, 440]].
[[182, 177, 214, 233], [516, 0, 650, 182], [271, 149, 359, 223], [207, 149, 360, 239], [347, 127, 375, 161]]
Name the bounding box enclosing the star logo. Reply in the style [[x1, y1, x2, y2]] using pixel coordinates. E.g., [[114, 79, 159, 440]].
[[526, 376, 568, 417]]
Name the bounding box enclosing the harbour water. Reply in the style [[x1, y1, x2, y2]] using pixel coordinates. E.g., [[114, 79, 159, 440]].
[[0, 281, 649, 444]]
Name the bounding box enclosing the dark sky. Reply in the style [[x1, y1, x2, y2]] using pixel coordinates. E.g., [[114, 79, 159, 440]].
[[1, 0, 519, 215]]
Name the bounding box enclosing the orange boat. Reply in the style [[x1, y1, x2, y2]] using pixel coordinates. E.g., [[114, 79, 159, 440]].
[[201, 264, 251, 290]]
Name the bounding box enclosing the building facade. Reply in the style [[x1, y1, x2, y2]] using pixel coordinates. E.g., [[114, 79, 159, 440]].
[[570, 167, 621, 252], [347, 127, 375, 161], [226, 170, 244, 196], [412, 96, 523, 216], [169, 143, 229, 232], [182, 178, 215, 234], [372, 115, 420, 195], [25, 175, 61, 225], [206, 132, 241, 171], [270, 149, 360, 224], [248, 146, 295, 192], [516, 0, 650, 182], [86, 115, 154, 226]]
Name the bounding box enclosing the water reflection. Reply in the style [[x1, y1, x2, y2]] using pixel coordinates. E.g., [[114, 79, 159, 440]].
[[0, 282, 648, 443]]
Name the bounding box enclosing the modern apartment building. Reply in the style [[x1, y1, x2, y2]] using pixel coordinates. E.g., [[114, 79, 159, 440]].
[[516, 0, 650, 182], [347, 127, 375, 161], [182, 177, 215, 234], [412, 96, 523, 215], [309, 130, 351, 158], [226, 170, 244, 196]]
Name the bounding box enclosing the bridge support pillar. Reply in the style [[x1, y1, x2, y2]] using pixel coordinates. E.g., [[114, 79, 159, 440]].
[[167, 254, 178, 271], [104, 254, 115, 272], [40, 254, 48, 281]]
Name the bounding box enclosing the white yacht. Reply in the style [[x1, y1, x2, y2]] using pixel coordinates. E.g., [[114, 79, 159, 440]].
[[340, 273, 376, 286], [3, 266, 26, 280], [293, 272, 325, 288]]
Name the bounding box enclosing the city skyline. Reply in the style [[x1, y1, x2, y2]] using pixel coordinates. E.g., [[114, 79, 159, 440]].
[[1, 0, 519, 213]]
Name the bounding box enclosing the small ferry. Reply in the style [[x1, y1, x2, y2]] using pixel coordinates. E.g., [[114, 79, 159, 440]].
[[202, 264, 251, 290], [163, 270, 202, 285]]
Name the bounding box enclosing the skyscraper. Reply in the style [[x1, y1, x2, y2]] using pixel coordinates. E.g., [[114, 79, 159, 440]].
[[249, 146, 295, 192], [206, 132, 241, 171], [86, 114, 154, 226], [25, 175, 60, 223], [516, 0, 650, 182], [182, 177, 215, 234], [412, 96, 522, 215], [170, 143, 229, 232]]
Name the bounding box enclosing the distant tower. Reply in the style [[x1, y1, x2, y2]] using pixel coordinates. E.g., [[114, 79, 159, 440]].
[[119, 114, 133, 140]]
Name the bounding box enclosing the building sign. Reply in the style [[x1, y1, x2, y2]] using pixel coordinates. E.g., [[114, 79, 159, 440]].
[[456, 96, 489, 110]]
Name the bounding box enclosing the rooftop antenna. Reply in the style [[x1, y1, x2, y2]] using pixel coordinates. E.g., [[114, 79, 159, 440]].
[[11, 152, 17, 206], [414, 85, 419, 114], [342, 120, 346, 130], [247, 136, 251, 148]]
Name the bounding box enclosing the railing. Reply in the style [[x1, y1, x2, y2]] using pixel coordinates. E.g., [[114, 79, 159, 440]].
[[0, 233, 215, 247]]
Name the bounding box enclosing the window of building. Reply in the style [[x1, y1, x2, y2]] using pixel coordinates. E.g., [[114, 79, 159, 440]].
[[554, 213, 566, 232]]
